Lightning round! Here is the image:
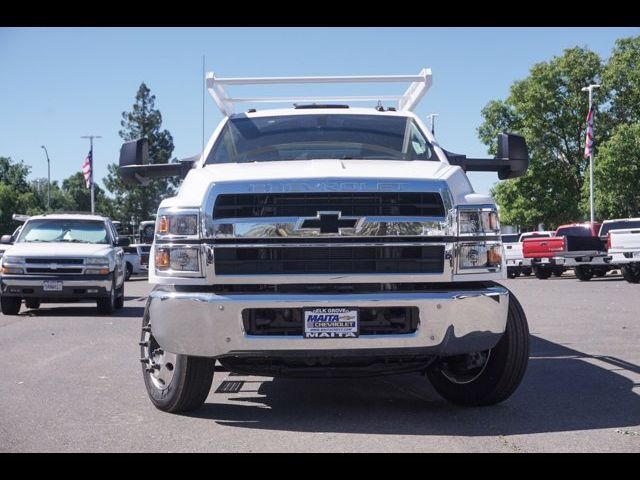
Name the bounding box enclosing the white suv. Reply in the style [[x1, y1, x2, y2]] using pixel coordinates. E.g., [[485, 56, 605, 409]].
[[0, 213, 128, 315]]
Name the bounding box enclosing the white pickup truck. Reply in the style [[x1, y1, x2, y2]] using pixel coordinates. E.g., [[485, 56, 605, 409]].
[[503, 231, 553, 278], [606, 217, 640, 283], [0, 213, 128, 314], [119, 69, 532, 413]]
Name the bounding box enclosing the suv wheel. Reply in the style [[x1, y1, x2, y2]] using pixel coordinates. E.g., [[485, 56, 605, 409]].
[[0, 297, 22, 315], [140, 308, 215, 413], [427, 292, 529, 406], [97, 278, 116, 314]]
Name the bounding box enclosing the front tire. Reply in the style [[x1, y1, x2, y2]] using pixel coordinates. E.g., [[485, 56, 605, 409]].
[[0, 297, 21, 315], [140, 308, 215, 413], [427, 292, 529, 406], [621, 264, 640, 283], [125, 263, 133, 281]]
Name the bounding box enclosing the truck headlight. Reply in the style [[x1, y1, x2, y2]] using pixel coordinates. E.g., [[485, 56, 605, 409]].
[[458, 208, 500, 235], [458, 243, 503, 271], [155, 247, 200, 273], [157, 212, 199, 237]]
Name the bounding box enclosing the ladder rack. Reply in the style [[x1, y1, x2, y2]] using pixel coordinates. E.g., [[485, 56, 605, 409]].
[[205, 68, 432, 116]]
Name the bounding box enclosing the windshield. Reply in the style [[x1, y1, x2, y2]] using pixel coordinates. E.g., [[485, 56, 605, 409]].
[[501, 234, 520, 243], [520, 232, 551, 240], [556, 226, 592, 237], [17, 219, 111, 244], [205, 114, 437, 164], [600, 220, 640, 236]]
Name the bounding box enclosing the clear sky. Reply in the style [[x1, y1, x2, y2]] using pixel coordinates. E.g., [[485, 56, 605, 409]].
[[1, 27, 637, 196]]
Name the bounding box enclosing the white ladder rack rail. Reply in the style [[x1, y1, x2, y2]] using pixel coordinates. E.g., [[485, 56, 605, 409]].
[[205, 68, 432, 117]]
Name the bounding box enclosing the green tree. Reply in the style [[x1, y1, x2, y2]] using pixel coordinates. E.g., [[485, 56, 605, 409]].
[[0, 157, 39, 234], [104, 83, 176, 224], [478, 47, 605, 229], [583, 123, 640, 219], [602, 36, 640, 126], [60, 172, 116, 218]]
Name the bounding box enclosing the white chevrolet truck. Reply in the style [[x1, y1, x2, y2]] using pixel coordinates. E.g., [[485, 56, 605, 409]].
[[119, 70, 531, 413], [606, 218, 640, 283], [0, 213, 128, 314]]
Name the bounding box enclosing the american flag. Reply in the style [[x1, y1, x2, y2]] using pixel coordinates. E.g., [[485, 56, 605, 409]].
[[82, 149, 92, 188], [584, 105, 594, 158]]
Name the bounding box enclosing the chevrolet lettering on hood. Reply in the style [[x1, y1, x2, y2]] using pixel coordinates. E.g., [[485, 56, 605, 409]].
[[248, 182, 409, 193]]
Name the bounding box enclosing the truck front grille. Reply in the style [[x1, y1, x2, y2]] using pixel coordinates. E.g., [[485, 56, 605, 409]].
[[213, 192, 445, 219], [242, 307, 419, 336], [214, 245, 444, 275]]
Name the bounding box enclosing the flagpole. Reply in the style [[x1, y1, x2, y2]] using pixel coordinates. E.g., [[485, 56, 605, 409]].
[[81, 135, 102, 214], [581, 84, 600, 224]]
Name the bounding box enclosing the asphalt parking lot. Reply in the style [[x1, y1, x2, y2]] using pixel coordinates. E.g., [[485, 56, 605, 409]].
[[1, 272, 639, 452]]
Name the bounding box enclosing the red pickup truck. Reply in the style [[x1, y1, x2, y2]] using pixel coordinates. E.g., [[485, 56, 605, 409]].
[[523, 223, 604, 280]]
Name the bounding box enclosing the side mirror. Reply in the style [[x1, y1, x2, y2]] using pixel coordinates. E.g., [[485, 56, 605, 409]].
[[116, 237, 131, 247], [1, 235, 13, 244], [119, 138, 149, 186], [119, 138, 198, 186], [495, 133, 529, 180], [444, 132, 530, 180]]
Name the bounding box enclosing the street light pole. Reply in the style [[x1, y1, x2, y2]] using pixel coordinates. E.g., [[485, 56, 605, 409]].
[[40, 145, 51, 211], [581, 84, 600, 224], [80, 135, 102, 214], [427, 113, 439, 135]]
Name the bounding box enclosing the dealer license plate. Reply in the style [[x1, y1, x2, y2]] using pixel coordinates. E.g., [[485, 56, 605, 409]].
[[540, 258, 549, 264], [304, 308, 358, 338], [43, 280, 63, 291]]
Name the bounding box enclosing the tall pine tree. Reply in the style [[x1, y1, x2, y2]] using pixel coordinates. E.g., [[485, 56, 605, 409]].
[[104, 83, 177, 225]]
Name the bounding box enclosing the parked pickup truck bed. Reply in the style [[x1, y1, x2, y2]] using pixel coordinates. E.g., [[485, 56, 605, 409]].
[[503, 231, 552, 278], [607, 218, 640, 283], [523, 223, 611, 280]]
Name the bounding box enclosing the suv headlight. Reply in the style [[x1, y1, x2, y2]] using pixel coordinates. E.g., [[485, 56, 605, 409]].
[[85, 256, 109, 265], [156, 209, 200, 238], [1, 256, 24, 274]]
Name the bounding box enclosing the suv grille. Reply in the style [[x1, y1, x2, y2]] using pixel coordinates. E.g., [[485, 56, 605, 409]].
[[213, 192, 445, 219], [214, 245, 444, 275], [25, 258, 84, 264]]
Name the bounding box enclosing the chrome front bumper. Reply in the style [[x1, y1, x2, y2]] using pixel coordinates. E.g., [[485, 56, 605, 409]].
[[147, 284, 509, 358]]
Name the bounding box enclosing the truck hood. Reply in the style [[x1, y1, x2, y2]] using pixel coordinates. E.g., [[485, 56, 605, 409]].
[[166, 159, 482, 207], [2, 242, 113, 259]]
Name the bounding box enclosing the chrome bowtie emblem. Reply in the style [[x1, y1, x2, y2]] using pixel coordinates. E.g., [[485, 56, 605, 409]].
[[300, 211, 358, 234]]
